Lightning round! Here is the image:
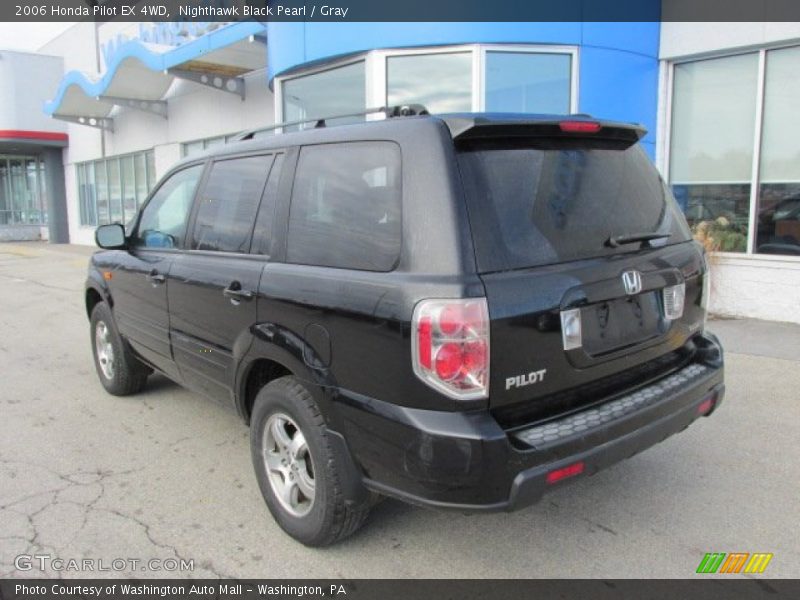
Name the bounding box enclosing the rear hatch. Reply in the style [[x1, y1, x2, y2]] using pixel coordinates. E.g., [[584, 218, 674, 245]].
[[452, 117, 708, 423]]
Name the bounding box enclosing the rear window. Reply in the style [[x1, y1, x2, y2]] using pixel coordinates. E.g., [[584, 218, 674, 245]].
[[457, 140, 691, 272]]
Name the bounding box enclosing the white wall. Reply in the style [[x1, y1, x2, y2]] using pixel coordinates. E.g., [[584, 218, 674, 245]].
[[708, 255, 800, 324], [0, 50, 66, 133], [661, 22, 800, 59]]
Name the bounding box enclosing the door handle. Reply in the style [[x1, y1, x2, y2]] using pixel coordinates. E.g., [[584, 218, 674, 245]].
[[146, 270, 166, 285], [223, 282, 254, 302]]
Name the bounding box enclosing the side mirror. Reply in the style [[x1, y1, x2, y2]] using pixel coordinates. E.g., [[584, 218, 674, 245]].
[[95, 223, 127, 249]]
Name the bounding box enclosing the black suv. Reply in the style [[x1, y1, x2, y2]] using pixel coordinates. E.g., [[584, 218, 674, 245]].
[[87, 110, 724, 546]]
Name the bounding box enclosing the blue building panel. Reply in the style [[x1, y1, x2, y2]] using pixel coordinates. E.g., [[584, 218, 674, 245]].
[[581, 21, 660, 58], [578, 45, 660, 156], [267, 20, 661, 160], [267, 22, 587, 81]]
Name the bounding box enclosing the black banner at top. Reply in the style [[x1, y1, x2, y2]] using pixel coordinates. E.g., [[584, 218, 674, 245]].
[[4, 0, 800, 22]]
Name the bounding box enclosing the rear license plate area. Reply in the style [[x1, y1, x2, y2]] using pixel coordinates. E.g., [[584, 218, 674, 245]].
[[580, 292, 664, 356]]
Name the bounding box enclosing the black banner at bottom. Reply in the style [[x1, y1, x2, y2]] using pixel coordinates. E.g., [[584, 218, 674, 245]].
[[1, 579, 799, 600]]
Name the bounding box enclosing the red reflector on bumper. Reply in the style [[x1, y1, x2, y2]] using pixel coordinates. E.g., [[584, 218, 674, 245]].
[[697, 394, 717, 416], [546, 461, 585, 484]]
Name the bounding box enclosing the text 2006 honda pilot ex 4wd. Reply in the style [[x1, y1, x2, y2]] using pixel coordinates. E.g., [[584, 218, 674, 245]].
[[87, 109, 724, 546]]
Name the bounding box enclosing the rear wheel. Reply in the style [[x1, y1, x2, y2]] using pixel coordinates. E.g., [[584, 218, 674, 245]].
[[250, 376, 370, 546], [90, 302, 149, 396]]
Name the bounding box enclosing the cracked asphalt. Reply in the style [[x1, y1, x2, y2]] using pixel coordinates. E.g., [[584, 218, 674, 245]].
[[1, 241, 798, 579]]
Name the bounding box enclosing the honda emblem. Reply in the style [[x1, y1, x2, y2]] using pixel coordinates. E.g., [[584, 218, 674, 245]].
[[622, 270, 643, 295]]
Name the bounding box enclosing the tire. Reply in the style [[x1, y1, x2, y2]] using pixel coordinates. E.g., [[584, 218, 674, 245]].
[[250, 376, 370, 546], [90, 302, 149, 396]]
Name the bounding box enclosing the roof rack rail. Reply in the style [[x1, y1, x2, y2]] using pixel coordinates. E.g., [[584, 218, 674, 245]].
[[233, 104, 429, 142]]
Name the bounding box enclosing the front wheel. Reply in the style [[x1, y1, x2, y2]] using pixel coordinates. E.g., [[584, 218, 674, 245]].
[[90, 302, 149, 396], [250, 376, 370, 546]]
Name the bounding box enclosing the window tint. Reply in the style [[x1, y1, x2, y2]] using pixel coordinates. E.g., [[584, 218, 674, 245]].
[[135, 164, 204, 249], [252, 154, 284, 257], [191, 155, 272, 253], [287, 142, 401, 271], [458, 140, 691, 272]]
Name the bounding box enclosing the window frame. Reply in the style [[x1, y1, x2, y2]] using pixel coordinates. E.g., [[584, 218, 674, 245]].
[[185, 152, 276, 255], [662, 42, 800, 262], [274, 44, 579, 123]]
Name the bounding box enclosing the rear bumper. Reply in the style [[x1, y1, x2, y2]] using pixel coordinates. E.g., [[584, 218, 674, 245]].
[[332, 333, 725, 512]]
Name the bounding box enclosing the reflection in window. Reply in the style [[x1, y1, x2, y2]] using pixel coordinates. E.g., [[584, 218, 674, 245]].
[[485, 52, 571, 114], [670, 54, 759, 253], [136, 164, 203, 249], [756, 46, 800, 256], [282, 61, 366, 130], [192, 155, 273, 253], [387, 53, 472, 113], [288, 142, 402, 271]]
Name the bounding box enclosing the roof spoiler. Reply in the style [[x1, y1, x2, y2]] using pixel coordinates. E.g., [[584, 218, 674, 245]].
[[443, 115, 647, 144]]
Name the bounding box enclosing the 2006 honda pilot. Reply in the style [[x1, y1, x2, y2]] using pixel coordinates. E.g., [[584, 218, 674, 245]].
[[86, 109, 725, 546]]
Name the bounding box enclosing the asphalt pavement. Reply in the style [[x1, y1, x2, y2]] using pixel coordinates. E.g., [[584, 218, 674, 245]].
[[0, 241, 798, 578]]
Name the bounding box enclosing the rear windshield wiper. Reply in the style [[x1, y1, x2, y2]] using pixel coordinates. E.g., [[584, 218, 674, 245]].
[[605, 232, 671, 248]]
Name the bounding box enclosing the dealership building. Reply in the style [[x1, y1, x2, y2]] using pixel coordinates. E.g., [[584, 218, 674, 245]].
[[0, 18, 798, 323]]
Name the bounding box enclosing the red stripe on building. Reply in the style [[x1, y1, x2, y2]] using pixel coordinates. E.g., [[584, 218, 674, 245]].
[[0, 130, 69, 142]]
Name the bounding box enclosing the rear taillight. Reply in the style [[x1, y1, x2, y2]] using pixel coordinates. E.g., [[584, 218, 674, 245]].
[[412, 298, 490, 400], [559, 120, 601, 133], [663, 282, 686, 320]]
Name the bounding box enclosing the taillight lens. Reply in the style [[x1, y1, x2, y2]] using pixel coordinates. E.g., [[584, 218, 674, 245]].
[[663, 282, 686, 320], [559, 121, 601, 133], [412, 298, 490, 400]]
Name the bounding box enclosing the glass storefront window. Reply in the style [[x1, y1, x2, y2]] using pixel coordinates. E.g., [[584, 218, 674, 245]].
[[181, 133, 241, 157], [282, 61, 366, 129], [277, 45, 577, 130], [0, 155, 46, 226], [107, 158, 122, 224], [121, 156, 137, 225], [77, 150, 155, 227], [146, 151, 156, 191], [669, 53, 759, 253], [134, 154, 148, 209], [95, 161, 109, 225], [0, 160, 9, 225], [387, 52, 472, 113], [485, 51, 572, 114], [756, 46, 800, 256]]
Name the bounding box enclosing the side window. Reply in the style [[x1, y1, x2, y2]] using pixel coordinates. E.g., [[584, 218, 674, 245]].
[[135, 164, 204, 248], [252, 153, 285, 257], [191, 155, 273, 253], [287, 142, 402, 271]]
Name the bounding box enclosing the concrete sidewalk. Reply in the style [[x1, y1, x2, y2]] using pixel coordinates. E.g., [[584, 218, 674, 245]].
[[0, 241, 798, 579]]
